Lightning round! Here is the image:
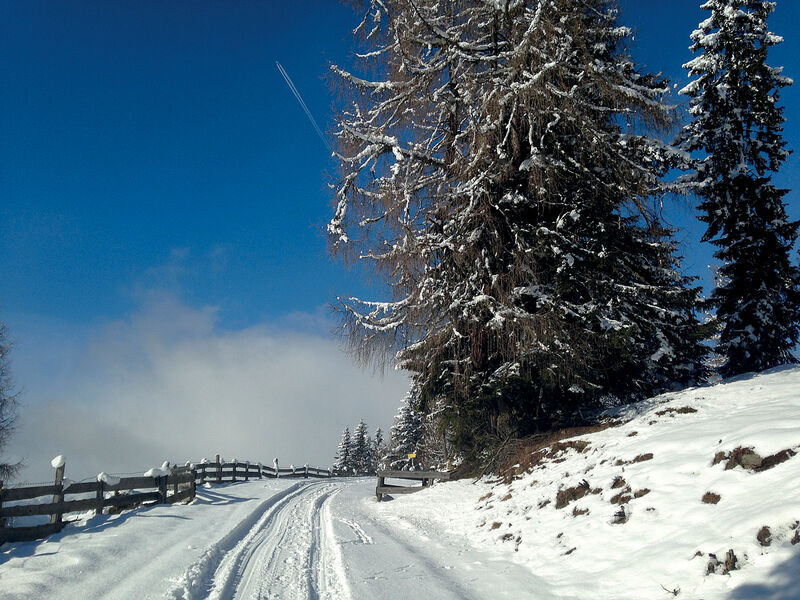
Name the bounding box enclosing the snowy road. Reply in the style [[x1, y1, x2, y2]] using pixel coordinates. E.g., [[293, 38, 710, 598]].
[[186, 481, 348, 600], [0, 478, 542, 600]]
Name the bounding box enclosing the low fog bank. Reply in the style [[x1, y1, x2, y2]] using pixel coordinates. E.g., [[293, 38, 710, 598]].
[[7, 293, 408, 483]]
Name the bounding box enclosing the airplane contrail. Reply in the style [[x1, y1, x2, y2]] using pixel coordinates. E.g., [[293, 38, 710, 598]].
[[276, 61, 331, 152]]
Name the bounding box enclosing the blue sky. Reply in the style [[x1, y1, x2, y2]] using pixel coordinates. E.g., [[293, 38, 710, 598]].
[[0, 1, 357, 327], [2, 1, 799, 481]]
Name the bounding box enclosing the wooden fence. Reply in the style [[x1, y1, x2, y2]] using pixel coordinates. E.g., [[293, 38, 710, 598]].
[[0, 457, 331, 544], [194, 459, 331, 483], [375, 469, 451, 501]]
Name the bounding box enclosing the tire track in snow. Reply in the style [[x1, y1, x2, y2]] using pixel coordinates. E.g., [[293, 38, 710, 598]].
[[221, 482, 350, 600], [337, 518, 373, 545], [306, 486, 350, 600], [163, 482, 309, 600], [318, 487, 353, 600], [166, 480, 351, 600]]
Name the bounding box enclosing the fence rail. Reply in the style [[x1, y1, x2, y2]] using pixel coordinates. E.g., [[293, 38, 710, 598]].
[[0, 457, 331, 545], [375, 469, 451, 502]]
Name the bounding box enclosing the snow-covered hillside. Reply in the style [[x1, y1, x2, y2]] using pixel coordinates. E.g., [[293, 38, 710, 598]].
[[0, 367, 797, 599], [381, 366, 800, 599]]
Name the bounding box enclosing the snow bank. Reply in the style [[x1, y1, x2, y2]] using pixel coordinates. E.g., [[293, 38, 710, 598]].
[[372, 366, 800, 600]]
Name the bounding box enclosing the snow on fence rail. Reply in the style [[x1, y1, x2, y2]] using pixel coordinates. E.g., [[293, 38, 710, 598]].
[[0, 456, 331, 544], [375, 469, 451, 502]]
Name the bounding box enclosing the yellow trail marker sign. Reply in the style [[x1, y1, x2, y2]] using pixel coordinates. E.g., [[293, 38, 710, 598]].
[[407, 453, 417, 458]]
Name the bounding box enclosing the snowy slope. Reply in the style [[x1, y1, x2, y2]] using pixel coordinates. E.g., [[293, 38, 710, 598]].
[[375, 366, 800, 599]]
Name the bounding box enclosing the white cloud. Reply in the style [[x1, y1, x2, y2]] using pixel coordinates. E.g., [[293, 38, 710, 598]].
[[7, 293, 409, 483]]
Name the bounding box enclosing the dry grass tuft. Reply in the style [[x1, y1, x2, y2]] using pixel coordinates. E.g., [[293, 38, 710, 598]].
[[611, 476, 626, 489], [757, 526, 772, 547], [494, 423, 618, 481], [610, 487, 632, 505], [655, 406, 698, 416], [713, 446, 797, 472], [632, 453, 654, 463], [555, 479, 591, 509]]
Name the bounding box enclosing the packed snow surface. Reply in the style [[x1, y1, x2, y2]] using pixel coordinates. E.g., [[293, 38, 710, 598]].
[[0, 478, 536, 599], [1, 366, 798, 599]]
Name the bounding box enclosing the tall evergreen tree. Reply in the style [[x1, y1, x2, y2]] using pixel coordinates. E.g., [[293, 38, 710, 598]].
[[350, 419, 372, 475], [0, 324, 19, 479], [333, 426, 352, 475], [679, 0, 800, 377], [372, 427, 384, 472], [331, 0, 707, 452], [385, 384, 424, 470]]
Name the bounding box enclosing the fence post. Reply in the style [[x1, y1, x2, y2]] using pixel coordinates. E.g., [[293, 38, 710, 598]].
[[304, 464, 308, 479], [96, 480, 104, 515], [258, 462, 263, 479], [274, 458, 279, 479], [172, 468, 179, 498], [376, 474, 385, 502], [245, 461, 250, 482], [50, 459, 66, 526], [216, 454, 221, 483], [191, 466, 197, 501], [158, 474, 168, 504], [0, 480, 5, 529], [232, 461, 237, 482], [199, 463, 206, 485]]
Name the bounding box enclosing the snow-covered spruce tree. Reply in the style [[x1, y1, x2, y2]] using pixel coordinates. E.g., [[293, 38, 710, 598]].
[[333, 426, 352, 476], [350, 419, 373, 475], [330, 0, 707, 452], [0, 324, 19, 479], [384, 384, 424, 470], [372, 427, 384, 471], [679, 0, 800, 377]]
